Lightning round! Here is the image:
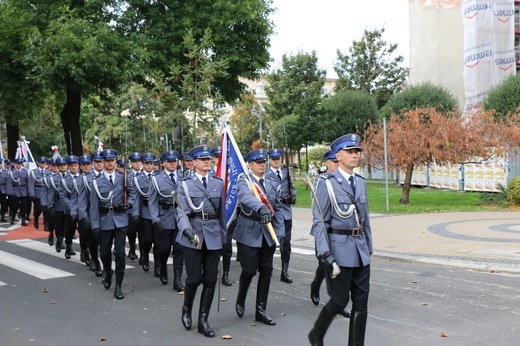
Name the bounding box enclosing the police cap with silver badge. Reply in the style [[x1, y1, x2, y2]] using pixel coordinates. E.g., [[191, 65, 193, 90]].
[[129, 152, 142, 162], [66, 155, 79, 164], [116, 159, 125, 167], [56, 157, 67, 165], [189, 145, 212, 159], [323, 149, 338, 161], [180, 153, 193, 161], [14, 157, 24, 164], [161, 150, 180, 162], [210, 146, 221, 157], [330, 133, 362, 153], [91, 151, 103, 161], [140, 153, 156, 163], [245, 149, 268, 163], [101, 149, 118, 160], [267, 148, 283, 159], [3, 159, 11, 165], [37, 156, 47, 164], [79, 154, 92, 164]]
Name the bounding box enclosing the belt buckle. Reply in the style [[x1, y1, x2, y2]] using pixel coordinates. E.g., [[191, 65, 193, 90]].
[[202, 212, 208, 221], [352, 227, 362, 236], [108, 206, 114, 213]]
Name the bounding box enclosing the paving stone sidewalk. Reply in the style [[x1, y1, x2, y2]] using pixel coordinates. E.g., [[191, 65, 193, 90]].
[[291, 208, 520, 274]]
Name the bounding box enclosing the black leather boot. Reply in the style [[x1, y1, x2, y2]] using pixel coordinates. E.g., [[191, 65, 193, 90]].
[[255, 276, 275, 325], [34, 217, 39, 229], [103, 269, 113, 289], [280, 261, 293, 283], [142, 254, 150, 272], [21, 217, 28, 226], [173, 268, 184, 292], [47, 232, 54, 246], [310, 264, 325, 305], [128, 243, 138, 260], [83, 248, 91, 266], [114, 276, 124, 300], [222, 271, 232, 286], [55, 237, 63, 253], [348, 310, 367, 346], [93, 257, 103, 277], [153, 250, 160, 277], [308, 305, 336, 346], [159, 263, 168, 285], [9, 212, 15, 224], [235, 273, 253, 318], [197, 287, 216, 338], [65, 244, 73, 259], [0, 214, 7, 222], [181, 285, 197, 330]]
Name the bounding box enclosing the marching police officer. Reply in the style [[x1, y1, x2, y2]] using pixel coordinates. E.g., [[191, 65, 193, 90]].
[[47, 158, 68, 252], [59, 155, 81, 260], [266, 148, 297, 284], [7, 158, 29, 226], [126, 152, 142, 261], [208, 146, 220, 176], [90, 149, 137, 299], [308, 134, 373, 346], [28, 156, 47, 229], [0, 159, 12, 222], [176, 145, 226, 338], [148, 150, 185, 290], [234, 149, 284, 326], [41, 159, 59, 246], [180, 153, 194, 178], [132, 153, 155, 272]]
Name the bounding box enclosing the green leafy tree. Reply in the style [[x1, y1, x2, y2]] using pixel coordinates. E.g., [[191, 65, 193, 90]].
[[483, 74, 520, 119], [381, 82, 458, 119], [334, 27, 409, 109]]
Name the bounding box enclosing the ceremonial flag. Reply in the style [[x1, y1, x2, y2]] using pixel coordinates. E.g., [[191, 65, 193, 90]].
[[216, 125, 248, 228], [16, 138, 36, 169], [95, 136, 104, 152], [51, 146, 61, 159]]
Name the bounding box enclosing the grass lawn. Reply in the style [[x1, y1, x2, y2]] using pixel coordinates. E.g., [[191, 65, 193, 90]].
[[292, 178, 509, 214]]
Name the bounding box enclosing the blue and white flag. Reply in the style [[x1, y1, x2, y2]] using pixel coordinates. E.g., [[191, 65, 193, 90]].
[[217, 125, 247, 228], [16, 138, 36, 169]]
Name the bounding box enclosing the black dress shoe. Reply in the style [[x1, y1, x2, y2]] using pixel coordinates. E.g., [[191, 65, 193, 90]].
[[182, 306, 192, 330], [103, 269, 113, 289], [222, 272, 232, 286], [160, 276, 168, 285], [255, 310, 276, 325], [339, 309, 351, 318], [114, 285, 124, 299], [235, 303, 245, 318], [55, 242, 61, 253], [142, 257, 149, 272], [308, 331, 323, 346], [34, 219, 39, 229], [154, 264, 160, 278], [280, 271, 293, 284], [89, 261, 96, 272], [198, 317, 215, 338], [48, 234, 54, 246]]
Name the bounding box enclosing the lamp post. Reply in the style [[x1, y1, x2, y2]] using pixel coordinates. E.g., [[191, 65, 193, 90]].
[[251, 103, 263, 147]]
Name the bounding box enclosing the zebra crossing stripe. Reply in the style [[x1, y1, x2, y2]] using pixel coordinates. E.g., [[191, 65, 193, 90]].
[[9, 239, 135, 269], [0, 280, 7, 286], [0, 250, 74, 280]]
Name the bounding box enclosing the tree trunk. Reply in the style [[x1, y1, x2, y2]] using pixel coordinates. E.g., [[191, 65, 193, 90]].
[[60, 82, 83, 156], [399, 164, 414, 205], [6, 122, 19, 160]]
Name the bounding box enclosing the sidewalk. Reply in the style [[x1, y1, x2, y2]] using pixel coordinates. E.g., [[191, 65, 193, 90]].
[[291, 208, 520, 274]]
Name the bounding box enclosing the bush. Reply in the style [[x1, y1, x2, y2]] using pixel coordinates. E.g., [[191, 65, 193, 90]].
[[507, 177, 520, 205], [483, 74, 520, 119], [380, 82, 458, 119], [480, 183, 508, 206]]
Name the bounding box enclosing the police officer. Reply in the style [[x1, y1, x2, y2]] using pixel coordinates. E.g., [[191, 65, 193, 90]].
[[127, 152, 142, 261], [233, 149, 284, 326], [0, 159, 12, 222], [180, 153, 194, 178], [91, 151, 104, 177], [116, 159, 125, 174], [132, 153, 155, 272], [77, 154, 102, 276], [47, 158, 68, 252], [90, 149, 137, 300], [208, 146, 220, 176], [308, 134, 373, 346], [309, 149, 350, 318], [148, 150, 185, 291], [28, 157, 47, 229], [177, 145, 226, 338], [266, 148, 297, 284], [7, 158, 29, 226], [41, 159, 59, 246]]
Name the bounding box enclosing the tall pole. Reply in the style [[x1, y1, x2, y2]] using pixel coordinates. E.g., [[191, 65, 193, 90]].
[[259, 104, 263, 147], [384, 117, 389, 213]]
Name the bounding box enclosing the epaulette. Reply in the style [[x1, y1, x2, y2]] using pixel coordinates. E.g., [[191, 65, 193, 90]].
[[211, 175, 223, 181], [321, 173, 334, 180], [181, 176, 191, 181], [354, 173, 365, 180]]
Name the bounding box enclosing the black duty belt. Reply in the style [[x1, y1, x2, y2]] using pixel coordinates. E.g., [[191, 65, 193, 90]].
[[239, 209, 261, 222], [140, 197, 148, 206], [160, 201, 176, 210], [281, 197, 291, 204], [190, 212, 218, 220], [99, 205, 126, 214], [328, 227, 364, 237]]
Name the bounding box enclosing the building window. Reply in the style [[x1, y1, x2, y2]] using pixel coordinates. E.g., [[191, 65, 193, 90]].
[[321, 88, 329, 96], [256, 85, 264, 95]]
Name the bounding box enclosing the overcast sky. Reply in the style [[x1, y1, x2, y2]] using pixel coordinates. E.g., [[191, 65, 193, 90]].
[[268, 0, 410, 78]]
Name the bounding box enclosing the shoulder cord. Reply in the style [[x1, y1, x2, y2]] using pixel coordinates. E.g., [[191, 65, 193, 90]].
[[43, 175, 50, 188], [181, 180, 204, 212], [61, 177, 72, 194], [92, 178, 113, 203], [134, 176, 151, 198], [49, 175, 60, 192], [9, 170, 20, 184], [324, 178, 360, 226], [82, 174, 91, 193], [30, 170, 43, 183], [72, 176, 79, 194], [151, 175, 174, 199]]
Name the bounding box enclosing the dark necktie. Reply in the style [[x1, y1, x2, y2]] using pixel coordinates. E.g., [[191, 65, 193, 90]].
[[109, 175, 113, 185], [170, 173, 176, 185], [202, 176, 207, 189], [148, 173, 151, 180], [349, 176, 356, 196], [62, 173, 66, 178], [276, 170, 282, 181], [259, 178, 266, 193]]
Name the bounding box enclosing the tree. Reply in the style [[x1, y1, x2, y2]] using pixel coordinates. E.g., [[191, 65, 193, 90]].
[[334, 27, 409, 109], [483, 74, 520, 119], [381, 82, 458, 119], [319, 90, 378, 142], [363, 109, 520, 205], [229, 93, 269, 154]]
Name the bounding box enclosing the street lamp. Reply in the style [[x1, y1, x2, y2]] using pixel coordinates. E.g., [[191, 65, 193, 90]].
[[251, 103, 263, 147]]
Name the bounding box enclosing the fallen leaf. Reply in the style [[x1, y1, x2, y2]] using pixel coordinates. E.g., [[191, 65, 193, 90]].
[[251, 323, 257, 326], [489, 269, 496, 273], [142, 331, 147, 334], [220, 298, 227, 301], [51, 301, 56, 304], [143, 308, 148, 311], [42, 288, 49, 293], [411, 281, 417, 284], [178, 291, 185, 295], [100, 337, 107, 341], [88, 283, 93, 286], [29, 339, 35, 342], [222, 335, 233, 339], [421, 303, 428, 306], [441, 333, 448, 337], [281, 312, 286, 316], [11, 284, 16, 287]]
